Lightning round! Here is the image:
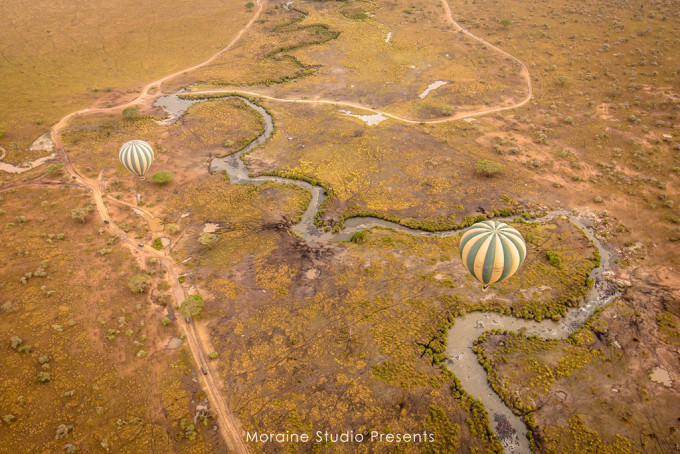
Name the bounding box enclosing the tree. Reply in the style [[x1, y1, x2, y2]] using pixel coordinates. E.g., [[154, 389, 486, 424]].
[[350, 230, 367, 244], [71, 205, 93, 223], [245, 1, 255, 9], [151, 238, 163, 250], [128, 274, 150, 293], [151, 171, 173, 184], [46, 163, 64, 176], [10, 336, 22, 349], [179, 295, 203, 318], [476, 160, 503, 177], [122, 106, 139, 119], [198, 232, 217, 249]]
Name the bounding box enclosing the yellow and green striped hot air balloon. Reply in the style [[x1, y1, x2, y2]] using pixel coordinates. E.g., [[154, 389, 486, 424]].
[[119, 140, 154, 177], [459, 220, 526, 291]]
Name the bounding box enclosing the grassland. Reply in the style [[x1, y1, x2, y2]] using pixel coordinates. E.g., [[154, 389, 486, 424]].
[[476, 289, 680, 452], [0, 185, 218, 452], [444, 0, 680, 261], [179, 0, 527, 120], [433, 0, 680, 448], [244, 100, 542, 230], [168, 216, 595, 452], [0, 0, 253, 159], [60, 97, 265, 212], [2, 0, 679, 451]]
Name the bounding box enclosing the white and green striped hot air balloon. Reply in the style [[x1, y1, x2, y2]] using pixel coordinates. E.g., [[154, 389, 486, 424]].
[[119, 140, 154, 177], [459, 220, 526, 291]]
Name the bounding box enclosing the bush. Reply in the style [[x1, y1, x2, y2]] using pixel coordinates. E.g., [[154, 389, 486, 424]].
[[161, 317, 170, 326], [46, 163, 64, 176], [10, 336, 22, 349], [245, 1, 255, 9], [476, 160, 503, 177], [122, 106, 139, 119], [38, 371, 51, 382], [209, 351, 218, 359], [350, 230, 367, 244], [544, 251, 561, 267], [198, 232, 216, 248], [151, 238, 163, 250], [71, 205, 93, 223], [128, 274, 150, 293], [179, 295, 204, 317], [151, 171, 173, 184]]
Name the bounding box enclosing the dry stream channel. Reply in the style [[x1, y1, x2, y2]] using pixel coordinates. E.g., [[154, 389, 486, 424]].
[[157, 93, 621, 453]]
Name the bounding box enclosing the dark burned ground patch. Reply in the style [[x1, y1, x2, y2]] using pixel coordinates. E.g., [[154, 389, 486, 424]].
[[162, 174, 312, 310], [245, 101, 542, 231]]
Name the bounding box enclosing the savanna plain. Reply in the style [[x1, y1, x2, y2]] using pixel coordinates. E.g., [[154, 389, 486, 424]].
[[0, 0, 679, 453]]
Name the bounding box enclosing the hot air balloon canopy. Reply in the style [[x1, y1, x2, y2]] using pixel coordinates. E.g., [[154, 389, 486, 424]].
[[119, 140, 154, 177], [459, 220, 526, 290]]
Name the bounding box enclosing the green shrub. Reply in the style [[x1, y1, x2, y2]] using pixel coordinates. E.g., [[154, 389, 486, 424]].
[[10, 336, 22, 349], [46, 163, 64, 176], [476, 160, 503, 177], [179, 295, 203, 317], [350, 230, 367, 244], [544, 251, 561, 267], [122, 106, 139, 119], [127, 274, 150, 293], [71, 205, 93, 223], [198, 232, 216, 248], [151, 171, 173, 184]]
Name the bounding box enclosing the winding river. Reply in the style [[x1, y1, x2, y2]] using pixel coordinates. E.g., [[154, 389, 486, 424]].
[[155, 93, 621, 453]]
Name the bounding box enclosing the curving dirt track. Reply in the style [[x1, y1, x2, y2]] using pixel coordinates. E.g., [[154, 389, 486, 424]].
[[29, 0, 535, 452]]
